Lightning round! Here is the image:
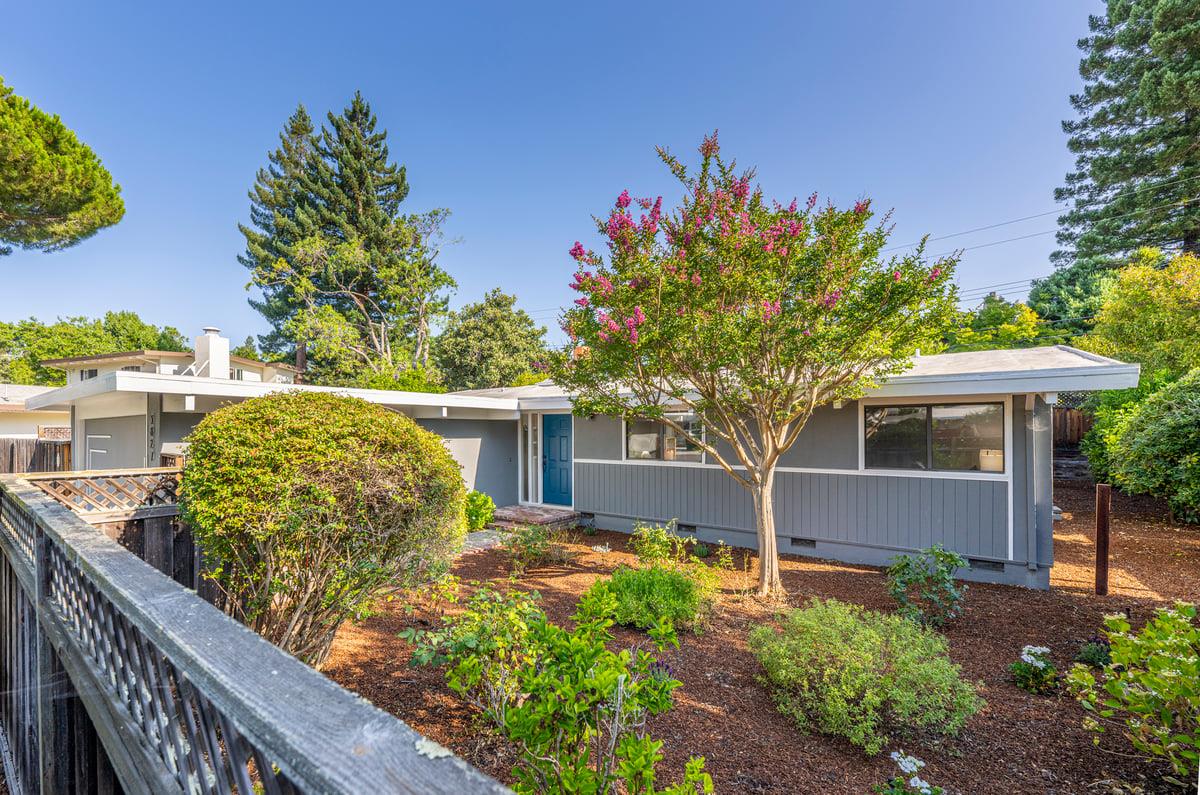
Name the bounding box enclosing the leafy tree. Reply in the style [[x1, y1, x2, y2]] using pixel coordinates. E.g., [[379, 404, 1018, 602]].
[[1027, 259, 1119, 333], [0, 312, 186, 385], [1082, 250, 1200, 377], [433, 288, 548, 391], [550, 134, 958, 596], [0, 76, 124, 255], [240, 93, 455, 375], [946, 293, 1061, 351], [230, 335, 259, 360], [1044, 0, 1200, 322]]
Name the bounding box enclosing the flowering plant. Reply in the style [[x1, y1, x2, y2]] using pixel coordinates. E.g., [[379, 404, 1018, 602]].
[[873, 751, 944, 795], [1010, 645, 1058, 694], [551, 132, 959, 597]]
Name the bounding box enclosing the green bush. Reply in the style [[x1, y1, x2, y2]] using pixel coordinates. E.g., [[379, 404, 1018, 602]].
[[404, 584, 713, 794], [1009, 645, 1057, 694], [180, 391, 465, 667], [464, 490, 495, 531], [589, 565, 714, 632], [1074, 636, 1112, 669], [500, 524, 575, 573], [885, 545, 968, 628], [1067, 603, 1200, 783], [749, 598, 984, 755], [1110, 369, 1200, 523], [630, 519, 694, 566], [1080, 369, 1175, 485]]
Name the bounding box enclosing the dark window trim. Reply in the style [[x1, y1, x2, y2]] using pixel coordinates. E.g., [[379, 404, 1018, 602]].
[[864, 401, 1005, 473]]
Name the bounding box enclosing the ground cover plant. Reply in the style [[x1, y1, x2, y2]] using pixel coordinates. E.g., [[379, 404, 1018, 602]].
[[1009, 645, 1057, 694], [885, 545, 968, 628], [589, 565, 712, 632], [180, 391, 465, 666], [748, 598, 983, 755], [499, 524, 576, 573], [404, 582, 713, 794], [1067, 602, 1200, 784]]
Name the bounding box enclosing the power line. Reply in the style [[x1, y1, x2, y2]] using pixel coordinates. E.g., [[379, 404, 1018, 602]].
[[883, 171, 1200, 253]]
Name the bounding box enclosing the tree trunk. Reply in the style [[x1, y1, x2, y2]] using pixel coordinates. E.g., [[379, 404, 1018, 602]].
[[751, 467, 784, 596]]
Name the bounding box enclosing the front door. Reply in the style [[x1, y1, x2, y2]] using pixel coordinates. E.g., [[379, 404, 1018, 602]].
[[542, 414, 572, 506]]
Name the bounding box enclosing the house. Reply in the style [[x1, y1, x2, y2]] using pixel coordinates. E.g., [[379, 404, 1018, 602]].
[[0, 384, 71, 439], [26, 328, 1140, 588]]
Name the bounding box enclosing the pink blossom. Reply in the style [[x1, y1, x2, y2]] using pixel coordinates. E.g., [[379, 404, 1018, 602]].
[[731, 177, 750, 201], [629, 328, 639, 345], [598, 330, 610, 342], [762, 299, 782, 319], [928, 267, 942, 281], [632, 305, 646, 325], [570, 271, 592, 291], [692, 272, 702, 286], [806, 192, 818, 210], [569, 241, 586, 260], [574, 297, 589, 307], [893, 270, 902, 282], [676, 307, 687, 316], [616, 189, 631, 209], [822, 289, 841, 308], [699, 130, 719, 157], [854, 199, 869, 215], [638, 197, 653, 210]]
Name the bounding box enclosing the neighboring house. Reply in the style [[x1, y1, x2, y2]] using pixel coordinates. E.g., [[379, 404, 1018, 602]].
[[0, 384, 71, 439], [26, 328, 1140, 588]]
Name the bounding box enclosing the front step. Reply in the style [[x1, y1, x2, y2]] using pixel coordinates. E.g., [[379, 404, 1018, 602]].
[[490, 504, 580, 532]]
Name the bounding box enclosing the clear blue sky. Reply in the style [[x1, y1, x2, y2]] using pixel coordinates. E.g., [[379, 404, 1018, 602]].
[[2, 1, 1095, 346]]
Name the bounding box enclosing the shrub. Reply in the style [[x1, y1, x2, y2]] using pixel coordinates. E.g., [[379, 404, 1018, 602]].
[[405, 584, 713, 794], [1079, 371, 1174, 484], [748, 598, 983, 755], [500, 524, 575, 573], [1009, 646, 1057, 694], [692, 542, 710, 558], [885, 545, 968, 628], [874, 751, 943, 795], [1110, 369, 1200, 523], [464, 490, 495, 531], [630, 519, 694, 566], [180, 391, 465, 667], [1066, 603, 1200, 783], [1074, 636, 1112, 669], [589, 565, 714, 632]]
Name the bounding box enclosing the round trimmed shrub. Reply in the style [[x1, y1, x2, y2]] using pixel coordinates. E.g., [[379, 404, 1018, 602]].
[[180, 391, 466, 667], [464, 489, 495, 530], [1111, 369, 1200, 523]]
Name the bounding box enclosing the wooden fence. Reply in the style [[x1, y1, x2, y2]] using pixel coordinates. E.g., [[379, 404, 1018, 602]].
[[0, 439, 71, 475], [0, 470, 510, 794], [1052, 407, 1094, 446]]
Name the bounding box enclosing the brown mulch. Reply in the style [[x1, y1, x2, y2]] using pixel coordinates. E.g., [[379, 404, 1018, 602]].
[[324, 480, 1200, 794]]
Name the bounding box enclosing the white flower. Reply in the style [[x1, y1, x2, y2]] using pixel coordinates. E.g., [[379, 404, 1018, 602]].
[[909, 776, 933, 795], [890, 750, 924, 775], [590, 544, 611, 553]]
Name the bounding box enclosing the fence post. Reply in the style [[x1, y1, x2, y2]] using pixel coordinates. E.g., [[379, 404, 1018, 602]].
[[1095, 483, 1112, 596], [34, 525, 71, 794]]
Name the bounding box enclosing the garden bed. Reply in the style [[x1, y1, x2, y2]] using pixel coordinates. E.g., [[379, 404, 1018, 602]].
[[325, 481, 1197, 794]]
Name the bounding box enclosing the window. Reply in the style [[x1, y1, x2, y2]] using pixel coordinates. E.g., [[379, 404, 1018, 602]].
[[625, 413, 704, 462], [864, 402, 1004, 473], [80, 368, 98, 381], [120, 365, 142, 372]]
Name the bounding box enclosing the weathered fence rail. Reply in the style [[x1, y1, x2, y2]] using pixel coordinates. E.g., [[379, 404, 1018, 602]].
[[0, 471, 509, 794], [1052, 407, 1094, 446]]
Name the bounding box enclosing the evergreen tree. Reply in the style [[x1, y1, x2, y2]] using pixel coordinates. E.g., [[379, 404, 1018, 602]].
[[433, 289, 547, 390], [240, 93, 455, 380], [1040, 0, 1200, 323], [238, 106, 318, 354], [0, 76, 124, 255]]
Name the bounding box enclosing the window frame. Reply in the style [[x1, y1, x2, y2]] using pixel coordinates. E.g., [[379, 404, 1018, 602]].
[[862, 400, 1007, 475], [622, 412, 706, 465]]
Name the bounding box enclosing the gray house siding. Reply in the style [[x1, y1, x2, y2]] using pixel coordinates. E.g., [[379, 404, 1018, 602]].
[[572, 394, 1052, 588], [162, 412, 202, 446], [83, 416, 147, 469], [416, 419, 518, 507]]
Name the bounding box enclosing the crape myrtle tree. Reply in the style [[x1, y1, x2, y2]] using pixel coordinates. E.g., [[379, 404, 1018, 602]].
[[550, 134, 959, 596]]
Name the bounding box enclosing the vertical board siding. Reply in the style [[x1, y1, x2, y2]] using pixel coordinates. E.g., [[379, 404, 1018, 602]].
[[575, 462, 1010, 560]]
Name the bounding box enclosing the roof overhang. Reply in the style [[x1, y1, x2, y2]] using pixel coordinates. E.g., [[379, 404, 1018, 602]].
[[25, 372, 520, 418]]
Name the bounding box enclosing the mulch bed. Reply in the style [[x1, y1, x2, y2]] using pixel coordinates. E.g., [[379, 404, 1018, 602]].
[[324, 480, 1199, 794]]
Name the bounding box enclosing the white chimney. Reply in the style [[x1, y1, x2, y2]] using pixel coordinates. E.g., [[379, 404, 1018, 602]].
[[194, 326, 230, 379]]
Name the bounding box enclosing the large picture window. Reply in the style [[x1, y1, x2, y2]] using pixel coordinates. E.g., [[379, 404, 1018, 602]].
[[864, 402, 1004, 473], [625, 413, 704, 462]]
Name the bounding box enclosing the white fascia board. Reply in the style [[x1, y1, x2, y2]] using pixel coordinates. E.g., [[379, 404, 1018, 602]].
[[512, 362, 1141, 410], [23, 372, 119, 410], [29, 372, 520, 416]]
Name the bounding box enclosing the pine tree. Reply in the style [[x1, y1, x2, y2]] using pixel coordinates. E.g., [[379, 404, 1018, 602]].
[[237, 106, 318, 354], [1038, 0, 1200, 324]]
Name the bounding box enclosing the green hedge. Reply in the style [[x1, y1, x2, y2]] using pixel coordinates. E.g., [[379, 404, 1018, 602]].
[[181, 391, 466, 666]]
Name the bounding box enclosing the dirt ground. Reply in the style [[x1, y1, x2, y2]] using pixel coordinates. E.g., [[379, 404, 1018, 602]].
[[325, 480, 1200, 794]]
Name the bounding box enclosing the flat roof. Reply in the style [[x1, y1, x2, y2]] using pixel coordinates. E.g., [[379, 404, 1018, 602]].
[[0, 384, 67, 413], [40, 350, 301, 373]]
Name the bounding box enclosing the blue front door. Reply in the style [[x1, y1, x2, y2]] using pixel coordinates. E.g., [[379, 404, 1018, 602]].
[[542, 414, 572, 505]]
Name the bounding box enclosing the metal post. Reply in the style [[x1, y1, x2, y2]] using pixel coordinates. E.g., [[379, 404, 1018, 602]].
[[1095, 483, 1111, 596]]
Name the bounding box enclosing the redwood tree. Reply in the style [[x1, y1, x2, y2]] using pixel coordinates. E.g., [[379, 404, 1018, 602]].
[[551, 134, 959, 596]]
